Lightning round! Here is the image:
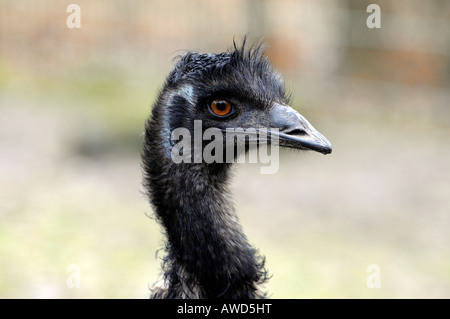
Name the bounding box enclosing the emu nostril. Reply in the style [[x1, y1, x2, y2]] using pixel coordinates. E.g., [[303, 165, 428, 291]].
[[282, 128, 307, 136]]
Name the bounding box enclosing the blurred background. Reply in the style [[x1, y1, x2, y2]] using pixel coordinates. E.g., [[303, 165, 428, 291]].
[[0, 0, 449, 298]]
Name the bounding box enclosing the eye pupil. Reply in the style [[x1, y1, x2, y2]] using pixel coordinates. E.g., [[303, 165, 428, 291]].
[[210, 99, 232, 117], [216, 101, 227, 110]]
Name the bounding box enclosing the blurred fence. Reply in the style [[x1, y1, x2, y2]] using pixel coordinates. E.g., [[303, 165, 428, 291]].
[[1, 0, 449, 121]]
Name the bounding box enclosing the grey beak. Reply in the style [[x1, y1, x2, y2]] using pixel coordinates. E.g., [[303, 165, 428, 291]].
[[269, 103, 332, 155]]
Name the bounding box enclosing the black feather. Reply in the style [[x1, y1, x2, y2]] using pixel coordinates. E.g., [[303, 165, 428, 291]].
[[142, 39, 290, 299]]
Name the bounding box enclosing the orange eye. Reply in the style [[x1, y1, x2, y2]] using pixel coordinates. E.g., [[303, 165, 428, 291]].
[[210, 99, 232, 117]]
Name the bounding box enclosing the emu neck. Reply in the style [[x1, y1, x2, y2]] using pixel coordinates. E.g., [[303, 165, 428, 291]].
[[153, 160, 264, 298]]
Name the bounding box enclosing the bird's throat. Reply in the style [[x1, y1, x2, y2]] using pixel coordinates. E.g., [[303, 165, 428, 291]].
[[154, 162, 266, 298], [143, 113, 267, 298]]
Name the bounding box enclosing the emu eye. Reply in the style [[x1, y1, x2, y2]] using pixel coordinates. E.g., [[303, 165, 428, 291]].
[[210, 99, 232, 117]]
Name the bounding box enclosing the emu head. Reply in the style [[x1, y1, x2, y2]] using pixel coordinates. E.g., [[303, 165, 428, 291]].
[[150, 42, 332, 168]]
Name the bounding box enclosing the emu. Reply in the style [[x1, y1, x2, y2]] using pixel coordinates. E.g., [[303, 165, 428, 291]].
[[142, 40, 332, 299]]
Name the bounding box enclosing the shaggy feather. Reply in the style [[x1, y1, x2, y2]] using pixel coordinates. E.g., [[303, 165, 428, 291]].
[[142, 39, 288, 299]]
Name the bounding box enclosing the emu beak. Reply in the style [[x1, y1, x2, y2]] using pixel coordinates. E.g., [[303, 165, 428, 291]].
[[269, 103, 332, 155]]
